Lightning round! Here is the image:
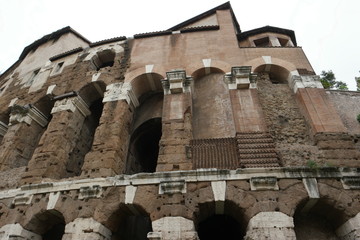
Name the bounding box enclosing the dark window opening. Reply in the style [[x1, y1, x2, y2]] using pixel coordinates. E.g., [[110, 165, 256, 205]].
[[254, 37, 270, 47], [278, 38, 289, 47], [198, 214, 243, 240], [28, 69, 40, 85], [66, 98, 104, 177], [54, 62, 64, 73], [126, 118, 162, 174], [42, 223, 65, 240]]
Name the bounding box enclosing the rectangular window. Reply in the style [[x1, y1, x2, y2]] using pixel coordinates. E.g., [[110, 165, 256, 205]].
[[27, 69, 40, 86], [54, 62, 64, 73]]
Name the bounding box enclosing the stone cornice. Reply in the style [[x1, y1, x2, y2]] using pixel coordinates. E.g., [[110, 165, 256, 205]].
[[0, 167, 358, 201]]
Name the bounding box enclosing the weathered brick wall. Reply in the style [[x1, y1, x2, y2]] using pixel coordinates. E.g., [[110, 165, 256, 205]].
[[256, 73, 317, 166]]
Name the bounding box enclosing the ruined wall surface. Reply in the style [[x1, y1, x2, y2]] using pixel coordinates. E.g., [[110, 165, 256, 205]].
[[327, 90, 360, 134], [256, 73, 317, 166], [0, 3, 359, 240]]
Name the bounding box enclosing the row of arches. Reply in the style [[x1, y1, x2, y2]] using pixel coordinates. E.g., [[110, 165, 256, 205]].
[[0, 61, 298, 178], [11, 197, 353, 240]]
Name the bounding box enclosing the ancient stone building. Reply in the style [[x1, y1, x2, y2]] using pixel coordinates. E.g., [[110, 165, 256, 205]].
[[0, 2, 360, 239]]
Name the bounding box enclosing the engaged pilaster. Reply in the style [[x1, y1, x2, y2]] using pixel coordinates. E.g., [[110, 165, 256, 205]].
[[82, 83, 136, 177], [225, 66, 267, 132], [0, 105, 48, 171], [22, 94, 90, 183], [157, 70, 193, 172]]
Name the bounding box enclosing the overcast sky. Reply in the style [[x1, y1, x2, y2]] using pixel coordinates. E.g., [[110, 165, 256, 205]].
[[1, 0, 359, 90]]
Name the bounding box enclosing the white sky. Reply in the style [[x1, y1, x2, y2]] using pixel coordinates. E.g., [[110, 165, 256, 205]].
[[0, 0, 359, 90]]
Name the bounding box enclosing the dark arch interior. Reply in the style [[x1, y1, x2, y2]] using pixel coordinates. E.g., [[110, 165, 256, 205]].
[[42, 223, 65, 240], [113, 215, 152, 240], [26, 210, 65, 240], [294, 200, 345, 240], [198, 214, 243, 240], [126, 118, 162, 174]]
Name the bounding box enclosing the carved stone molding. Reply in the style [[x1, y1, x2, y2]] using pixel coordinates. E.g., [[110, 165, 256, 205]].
[[103, 82, 139, 108], [159, 180, 186, 194], [224, 66, 257, 89], [250, 176, 279, 190], [9, 104, 48, 127], [78, 185, 103, 199], [51, 95, 91, 117], [162, 70, 192, 95]]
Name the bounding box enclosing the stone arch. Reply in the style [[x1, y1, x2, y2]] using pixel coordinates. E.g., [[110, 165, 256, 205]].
[[24, 209, 65, 240], [129, 72, 164, 100], [194, 200, 247, 240], [293, 195, 352, 240], [188, 59, 231, 80], [246, 57, 297, 84], [105, 203, 152, 240]]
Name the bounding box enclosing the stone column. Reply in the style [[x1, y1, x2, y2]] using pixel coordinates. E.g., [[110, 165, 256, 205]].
[[62, 218, 111, 240], [224, 66, 267, 132], [22, 95, 90, 183], [0, 105, 48, 171], [244, 212, 296, 240], [157, 70, 193, 172], [336, 212, 360, 239], [147, 217, 199, 240], [81, 83, 136, 177], [0, 223, 41, 240]]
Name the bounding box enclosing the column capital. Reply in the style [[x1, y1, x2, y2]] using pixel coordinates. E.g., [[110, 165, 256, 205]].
[[290, 74, 323, 93], [9, 104, 49, 127], [224, 66, 257, 89], [103, 82, 139, 108], [51, 95, 91, 117], [161, 69, 192, 95]]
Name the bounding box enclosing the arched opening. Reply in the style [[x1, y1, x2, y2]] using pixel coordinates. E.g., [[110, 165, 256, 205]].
[[25, 210, 65, 240], [198, 214, 242, 240], [126, 118, 162, 174], [0, 110, 10, 145], [254, 64, 290, 84], [107, 204, 152, 240], [195, 201, 246, 240], [294, 199, 347, 240], [92, 49, 116, 70]]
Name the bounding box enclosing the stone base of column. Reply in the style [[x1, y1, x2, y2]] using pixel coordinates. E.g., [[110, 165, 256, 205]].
[[63, 218, 111, 240], [147, 217, 199, 240], [244, 212, 296, 240], [0, 223, 41, 240], [336, 213, 360, 240]]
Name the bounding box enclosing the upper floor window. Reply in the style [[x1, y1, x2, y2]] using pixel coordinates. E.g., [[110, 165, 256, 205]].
[[52, 61, 64, 75], [27, 69, 40, 86], [254, 37, 270, 47]]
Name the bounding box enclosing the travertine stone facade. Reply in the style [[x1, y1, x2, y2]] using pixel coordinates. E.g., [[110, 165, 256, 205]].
[[0, 2, 359, 240]]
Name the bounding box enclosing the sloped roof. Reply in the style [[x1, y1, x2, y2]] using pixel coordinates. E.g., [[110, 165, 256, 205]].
[[167, 2, 241, 35], [19, 26, 91, 61]]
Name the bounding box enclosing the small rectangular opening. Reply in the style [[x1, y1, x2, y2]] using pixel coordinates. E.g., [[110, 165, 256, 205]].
[[254, 37, 270, 47]]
